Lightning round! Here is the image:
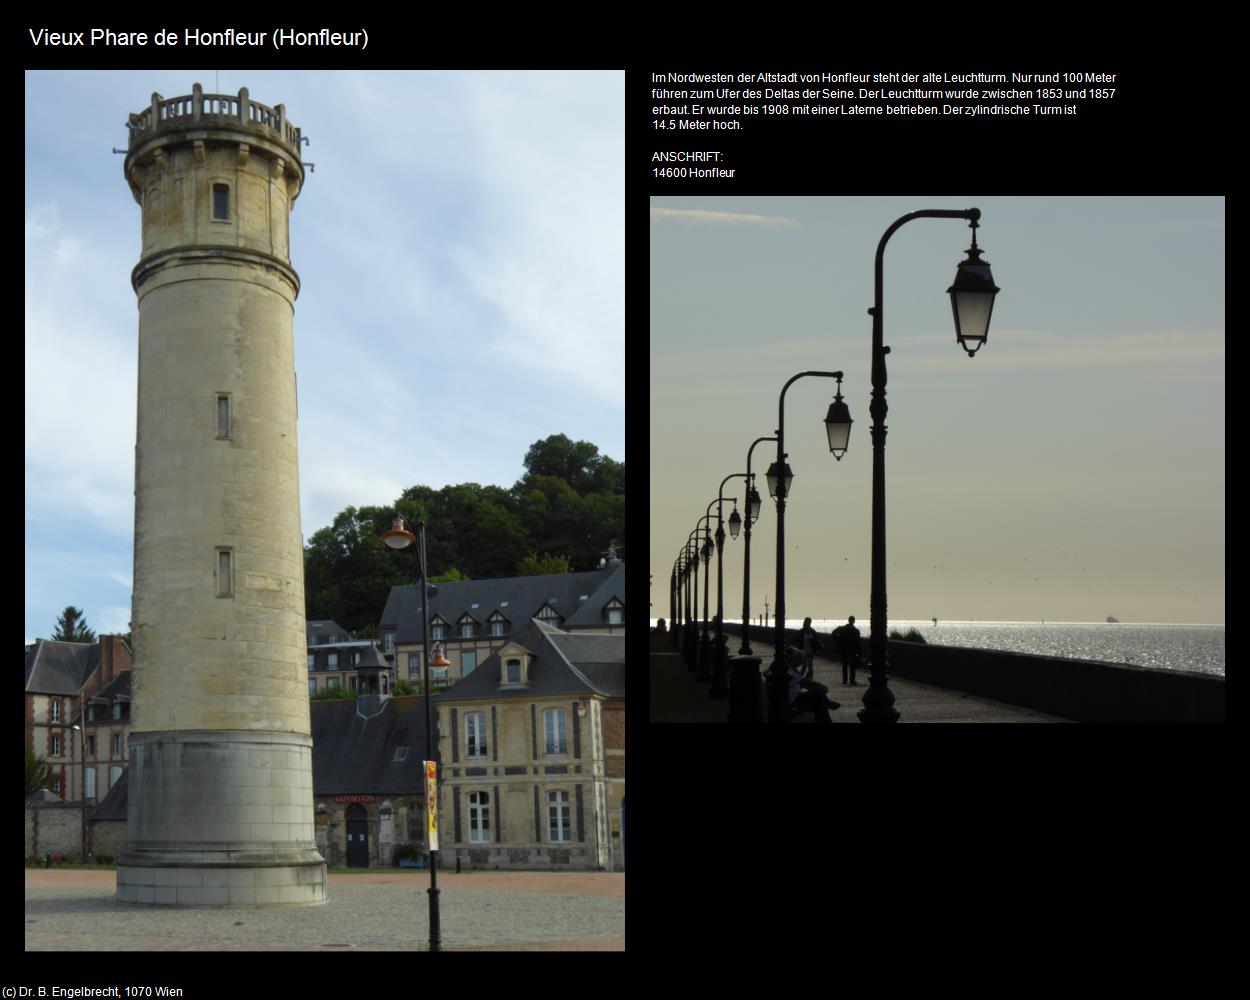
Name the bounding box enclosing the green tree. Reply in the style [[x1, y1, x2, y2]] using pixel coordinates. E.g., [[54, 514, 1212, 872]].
[[25, 743, 50, 797], [517, 552, 573, 575], [521, 434, 623, 496], [52, 606, 95, 643]]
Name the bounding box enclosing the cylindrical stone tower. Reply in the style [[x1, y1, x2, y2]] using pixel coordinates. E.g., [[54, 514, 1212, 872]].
[[117, 84, 327, 906]]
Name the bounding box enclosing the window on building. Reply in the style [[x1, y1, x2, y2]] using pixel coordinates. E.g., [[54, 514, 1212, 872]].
[[51, 777, 62, 796], [490, 621, 505, 637], [468, 791, 491, 843], [506, 659, 521, 684], [109, 766, 122, 789], [84, 767, 96, 800], [607, 608, 624, 625], [86, 735, 96, 757], [351, 652, 361, 666], [431, 625, 446, 641], [51, 701, 61, 723], [216, 548, 233, 597], [544, 709, 568, 755], [461, 622, 475, 639], [51, 735, 62, 756], [113, 703, 122, 721], [86, 705, 93, 723], [349, 676, 358, 692], [308, 678, 317, 695], [431, 667, 449, 688], [328, 678, 340, 690], [462, 651, 477, 676], [216, 394, 231, 439], [466, 713, 488, 758], [328, 652, 339, 668], [113, 734, 122, 757], [549, 790, 572, 842], [383, 634, 394, 652], [212, 183, 229, 220], [307, 654, 315, 669]]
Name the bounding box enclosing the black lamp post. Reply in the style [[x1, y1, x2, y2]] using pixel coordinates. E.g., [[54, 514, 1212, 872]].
[[738, 437, 774, 657], [710, 477, 745, 697], [859, 209, 999, 724], [767, 371, 853, 724], [71, 711, 87, 859], [696, 508, 717, 681], [683, 531, 700, 669], [380, 515, 443, 951]]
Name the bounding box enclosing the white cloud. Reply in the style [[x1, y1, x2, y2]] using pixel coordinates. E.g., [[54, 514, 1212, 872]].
[[650, 206, 797, 225]]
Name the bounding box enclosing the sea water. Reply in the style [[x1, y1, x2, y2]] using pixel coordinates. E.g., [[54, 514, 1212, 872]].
[[769, 620, 1226, 677]]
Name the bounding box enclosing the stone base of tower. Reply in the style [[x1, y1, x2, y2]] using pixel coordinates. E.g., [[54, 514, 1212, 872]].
[[115, 730, 327, 907]]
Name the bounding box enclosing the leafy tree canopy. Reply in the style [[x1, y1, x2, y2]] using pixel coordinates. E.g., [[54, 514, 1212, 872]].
[[517, 552, 572, 576]]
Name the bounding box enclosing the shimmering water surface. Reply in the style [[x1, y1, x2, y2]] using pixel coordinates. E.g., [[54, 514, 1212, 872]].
[[673, 620, 1225, 676]]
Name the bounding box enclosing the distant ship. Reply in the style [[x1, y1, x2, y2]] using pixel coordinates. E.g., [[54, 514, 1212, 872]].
[[1106, 615, 1119, 623]]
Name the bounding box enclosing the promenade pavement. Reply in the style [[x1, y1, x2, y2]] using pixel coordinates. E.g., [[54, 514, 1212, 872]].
[[24, 868, 624, 951], [650, 630, 1072, 722]]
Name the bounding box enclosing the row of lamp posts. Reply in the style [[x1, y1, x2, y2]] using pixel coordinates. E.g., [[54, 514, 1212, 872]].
[[668, 208, 999, 723]]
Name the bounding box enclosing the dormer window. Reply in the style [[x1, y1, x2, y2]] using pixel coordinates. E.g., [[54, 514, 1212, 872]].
[[498, 646, 531, 688], [488, 611, 508, 637], [506, 659, 521, 683], [461, 623, 475, 639], [605, 597, 625, 626], [432, 624, 447, 641], [491, 621, 505, 637]]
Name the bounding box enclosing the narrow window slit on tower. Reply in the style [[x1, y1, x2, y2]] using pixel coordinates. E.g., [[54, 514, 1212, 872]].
[[212, 184, 230, 221], [216, 394, 231, 439], [216, 548, 233, 597]]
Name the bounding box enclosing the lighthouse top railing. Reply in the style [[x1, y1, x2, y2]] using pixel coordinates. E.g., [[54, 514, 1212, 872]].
[[127, 84, 302, 156]]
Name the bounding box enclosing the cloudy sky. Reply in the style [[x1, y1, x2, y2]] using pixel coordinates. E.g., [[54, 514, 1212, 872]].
[[25, 70, 623, 644], [650, 196, 1224, 626]]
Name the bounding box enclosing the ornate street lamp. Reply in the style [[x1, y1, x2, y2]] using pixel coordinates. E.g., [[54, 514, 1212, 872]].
[[379, 514, 443, 950], [710, 478, 746, 697], [728, 504, 742, 539], [948, 220, 1000, 357], [860, 209, 999, 724], [767, 371, 853, 723], [727, 434, 776, 724]]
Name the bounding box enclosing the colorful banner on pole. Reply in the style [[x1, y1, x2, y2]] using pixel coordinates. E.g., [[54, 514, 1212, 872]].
[[424, 760, 439, 851]]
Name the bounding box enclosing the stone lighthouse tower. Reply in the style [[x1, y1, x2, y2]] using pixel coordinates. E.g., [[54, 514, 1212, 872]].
[[116, 84, 326, 906]]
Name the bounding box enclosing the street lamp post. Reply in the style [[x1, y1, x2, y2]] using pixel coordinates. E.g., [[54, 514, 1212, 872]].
[[683, 531, 700, 669], [696, 507, 717, 681], [767, 371, 852, 723], [71, 712, 87, 859], [726, 436, 772, 724], [710, 478, 744, 696], [859, 209, 999, 724], [380, 515, 443, 951]]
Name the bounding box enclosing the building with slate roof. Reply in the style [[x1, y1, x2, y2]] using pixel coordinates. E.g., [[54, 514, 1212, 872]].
[[379, 559, 626, 691], [433, 618, 625, 871], [24, 636, 131, 803], [309, 688, 430, 868], [306, 619, 389, 697]]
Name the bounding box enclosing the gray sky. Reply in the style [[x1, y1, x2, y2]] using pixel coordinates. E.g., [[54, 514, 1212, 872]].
[[25, 70, 623, 644], [650, 196, 1224, 626]]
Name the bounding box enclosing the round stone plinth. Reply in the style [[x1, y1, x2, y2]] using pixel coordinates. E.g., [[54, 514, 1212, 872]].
[[117, 730, 327, 907], [116, 859, 327, 907]]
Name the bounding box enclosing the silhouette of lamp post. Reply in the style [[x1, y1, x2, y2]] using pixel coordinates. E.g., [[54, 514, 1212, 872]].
[[767, 371, 852, 723], [727, 436, 773, 723], [682, 531, 701, 668], [710, 477, 745, 696], [696, 509, 717, 681], [71, 712, 88, 859], [380, 515, 445, 951], [859, 209, 999, 724]]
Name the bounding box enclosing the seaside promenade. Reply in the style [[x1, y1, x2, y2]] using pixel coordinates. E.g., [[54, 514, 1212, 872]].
[[650, 630, 1071, 723]]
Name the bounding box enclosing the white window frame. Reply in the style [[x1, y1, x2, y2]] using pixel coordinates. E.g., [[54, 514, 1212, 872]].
[[549, 789, 572, 843], [432, 625, 446, 641], [113, 703, 122, 721], [466, 712, 488, 758], [84, 767, 96, 799], [607, 608, 624, 625], [51, 735, 62, 756], [112, 733, 122, 757], [490, 620, 505, 637], [461, 622, 475, 639], [327, 652, 339, 667], [383, 634, 394, 652], [468, 791, 491, 843], [307, 653, 315, 669], [544, 708, 568, 755], [50, 700, 61, 723]]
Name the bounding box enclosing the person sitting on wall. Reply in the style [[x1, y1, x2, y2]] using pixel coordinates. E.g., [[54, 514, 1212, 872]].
[[785, 646, 840, 723]]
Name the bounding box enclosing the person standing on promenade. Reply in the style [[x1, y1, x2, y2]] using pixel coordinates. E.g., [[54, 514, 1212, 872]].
[[832, 616, 862, 685], [799, 617, 823, 680]]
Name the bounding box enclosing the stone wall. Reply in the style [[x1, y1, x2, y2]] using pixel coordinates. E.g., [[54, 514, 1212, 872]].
[[26, 801, 84, 859], [722, 623, 1224, 722]]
